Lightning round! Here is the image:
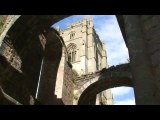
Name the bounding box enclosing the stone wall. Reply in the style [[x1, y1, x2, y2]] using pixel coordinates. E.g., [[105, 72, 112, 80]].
[[74, 72, 100, 90], [117, 15, 160, 104], [62, 61, 74, 105], [0, 36, 22, 72], [0, 15, 75, 105], [3, 16, 46, 104], [0, 15, 7, 35], [140, 15, 160, 101], [100, 89, 113, 105], [140, 16, 160, 63], [73, 71, 100, 104], [78, 64, 132, 105], [0, 15, 69, 104]]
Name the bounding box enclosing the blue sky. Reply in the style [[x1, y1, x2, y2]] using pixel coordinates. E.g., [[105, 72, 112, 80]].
[[53, 15, 135, 105]]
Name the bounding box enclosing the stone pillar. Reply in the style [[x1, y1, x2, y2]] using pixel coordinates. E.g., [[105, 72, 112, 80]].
[[101, 89, 113, 105], [37, 30, 63, 105], [55, 48, 65, 99], [101, 43, 107, 69], [87, 46, 97, 73], [95, 94, 100, 105], [123, 15, 159, 104], [87, 22, 97, 73], [80, 19, 88, 74]]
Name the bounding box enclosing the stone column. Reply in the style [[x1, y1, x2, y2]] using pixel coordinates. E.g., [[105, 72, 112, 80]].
[[101, 43, 107, 69], [55, 48, 65, 100], [37, 30, 63, 105], [95, 94, 100, 105], [87, 19, 97, 73], [123, 15, 159, 104], [80, 18, 88, 74]]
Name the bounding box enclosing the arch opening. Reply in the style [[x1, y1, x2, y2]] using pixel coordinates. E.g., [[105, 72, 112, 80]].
[[0, 15, 70, 104], [78, 63, 133, 105], [111, 87, 135, 105]]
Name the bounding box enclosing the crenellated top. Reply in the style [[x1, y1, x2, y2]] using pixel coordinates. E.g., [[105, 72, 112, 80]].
[[56, 17, 93, 32]]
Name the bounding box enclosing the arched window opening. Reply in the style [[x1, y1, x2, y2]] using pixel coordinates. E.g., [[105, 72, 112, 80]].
[[67, 43, 77, 63], [70, 33, 75, 39], [68, 53, 71, 62]]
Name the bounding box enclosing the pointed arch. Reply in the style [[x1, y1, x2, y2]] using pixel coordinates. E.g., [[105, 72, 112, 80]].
[[67, 43, 77, 63], [78, 63, 133, 105]]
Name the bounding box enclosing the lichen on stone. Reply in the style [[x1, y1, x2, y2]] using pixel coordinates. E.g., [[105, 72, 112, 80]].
[[0, 16, 6, 35]]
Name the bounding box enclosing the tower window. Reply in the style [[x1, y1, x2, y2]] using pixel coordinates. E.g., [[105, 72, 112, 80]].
[[70, 33, 75, 39], [67, 43, 77, 63]]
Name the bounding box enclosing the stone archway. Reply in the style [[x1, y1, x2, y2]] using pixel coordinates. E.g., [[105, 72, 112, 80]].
[[1, 15, 160, 105], [0, 15, 70, 104], [78, 63, 133, 105]]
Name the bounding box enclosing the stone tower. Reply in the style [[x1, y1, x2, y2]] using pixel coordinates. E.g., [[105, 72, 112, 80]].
[[56, 17, 113, 105]]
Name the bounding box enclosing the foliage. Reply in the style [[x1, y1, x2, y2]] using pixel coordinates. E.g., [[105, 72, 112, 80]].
[[0, 17, 4, 27], [73, 90, 79, 100]]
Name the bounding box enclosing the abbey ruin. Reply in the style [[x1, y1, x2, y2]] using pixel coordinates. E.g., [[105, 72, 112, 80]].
[[55, 18, 113, 105], [0, 15, 160, 105]]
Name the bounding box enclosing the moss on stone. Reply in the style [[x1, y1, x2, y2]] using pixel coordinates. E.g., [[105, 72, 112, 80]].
[[0, 16, 6, 35]]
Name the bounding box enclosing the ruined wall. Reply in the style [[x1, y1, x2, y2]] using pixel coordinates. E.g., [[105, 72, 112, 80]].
[[0, 15, 75, 105], [0, 36, 26, 104], [73, 71, 114, 105], [0, 15, 69, 104], [140, 15, 160, 101], [140, 15, 160, 79], [0, 37, 22, 72], [0, 16, 46, 104], [117, 15, 160, 104], [78, 64, 133, 105], [73, 72, 100, 104], [0, 16, 5, 34], [62, 61, 74, 105], [140, 16, 160, 62], [0, 15, 7, 35]]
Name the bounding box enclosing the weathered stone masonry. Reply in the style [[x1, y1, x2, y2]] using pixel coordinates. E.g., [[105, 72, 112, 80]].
[[0, 15, 71, 104], [1, 15, 160, 105], [117, 15, 160, 104], [78, 63, 133, 105], [62, 61, 74, 105], [0, 36, 22, 72]]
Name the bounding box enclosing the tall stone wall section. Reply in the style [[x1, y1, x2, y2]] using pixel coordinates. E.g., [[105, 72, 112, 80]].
[[0, 36, 22, 72], [0, 15, 8, 35], [0, 15, 71, 104], [140, 15, 160, 100], [62, 61, 74, 105]]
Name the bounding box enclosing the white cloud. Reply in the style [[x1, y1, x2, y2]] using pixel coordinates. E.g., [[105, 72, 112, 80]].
[[111, 87, 133, 97], [95, 18, 122, 41], [114, 98, 135, 105], [111, 87, 135, 105], [93, 15, 129, 66]]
